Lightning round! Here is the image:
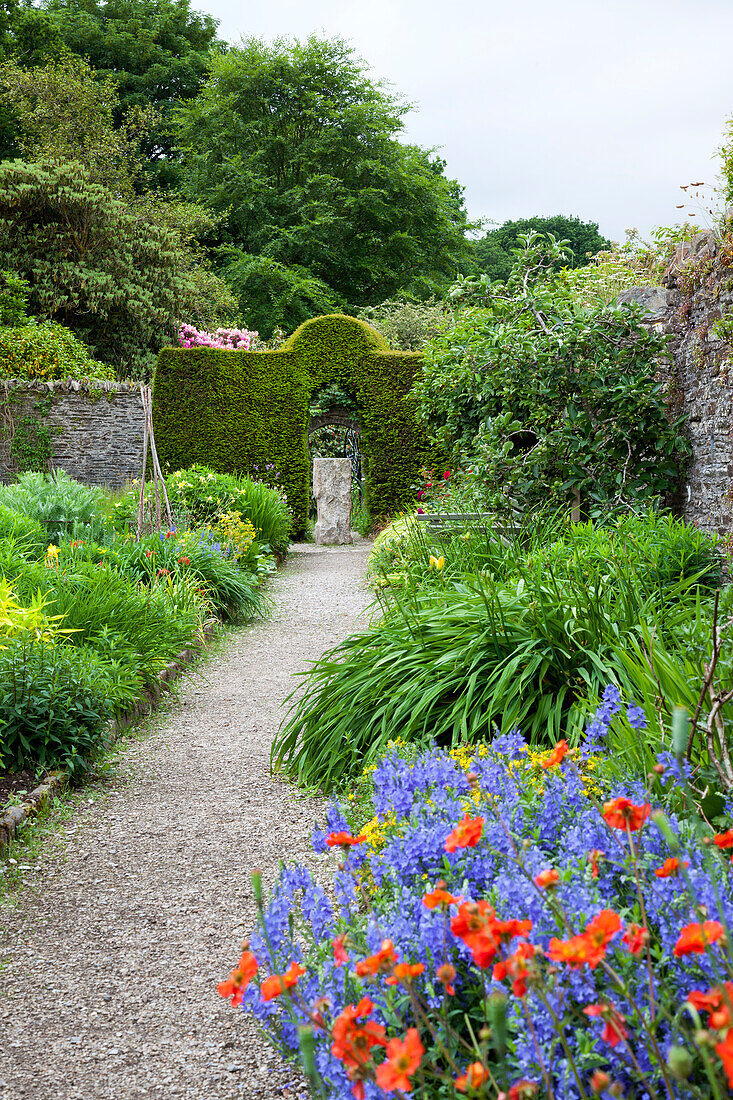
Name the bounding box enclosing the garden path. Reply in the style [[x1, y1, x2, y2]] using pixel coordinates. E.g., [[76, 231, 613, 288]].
[[0, 542, 373, 1100]]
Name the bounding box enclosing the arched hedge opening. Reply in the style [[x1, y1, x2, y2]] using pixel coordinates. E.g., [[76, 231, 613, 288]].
[[152, 314, 435, 536]]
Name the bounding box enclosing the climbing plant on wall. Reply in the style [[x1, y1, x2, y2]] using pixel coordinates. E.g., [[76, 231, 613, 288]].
[[153, 314, 436, 536]]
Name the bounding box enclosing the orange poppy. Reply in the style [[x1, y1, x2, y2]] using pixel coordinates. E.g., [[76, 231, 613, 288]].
[[217, 950, 258, 1006], [445, 814, 484, 853], [455, 1062, 490, 1092], [375, 1028, 424, 1093], [355, 939, 398, 977], [260, 960, 305, 1001], [674, 921, 725, 957], [602, 797, 651, 832]]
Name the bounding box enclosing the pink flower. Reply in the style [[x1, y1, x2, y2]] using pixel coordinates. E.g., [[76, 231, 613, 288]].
[[443, 470, 450, 479]]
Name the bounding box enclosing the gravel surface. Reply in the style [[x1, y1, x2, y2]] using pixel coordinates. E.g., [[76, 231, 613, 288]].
[[0, 543, 373, 1100]]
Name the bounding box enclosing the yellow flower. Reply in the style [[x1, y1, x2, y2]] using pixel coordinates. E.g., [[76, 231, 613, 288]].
[[428, 554, 445, 571]]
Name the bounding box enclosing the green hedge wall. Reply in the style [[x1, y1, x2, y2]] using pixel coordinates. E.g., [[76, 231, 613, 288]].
[[152, 314, 435, 536]]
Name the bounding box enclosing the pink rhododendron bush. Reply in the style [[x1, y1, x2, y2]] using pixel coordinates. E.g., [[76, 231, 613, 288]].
[[218, 693, 733, 1099], [177, 323, 258, 349]]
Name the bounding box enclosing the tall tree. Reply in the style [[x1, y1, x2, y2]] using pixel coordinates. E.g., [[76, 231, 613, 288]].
[[41, 0, 221, 186], [173, 36, 474, 307], [472, 215, 612, 282]]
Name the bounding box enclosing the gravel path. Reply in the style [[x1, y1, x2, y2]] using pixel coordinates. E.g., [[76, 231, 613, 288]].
[[0, 543, 373, 1100]]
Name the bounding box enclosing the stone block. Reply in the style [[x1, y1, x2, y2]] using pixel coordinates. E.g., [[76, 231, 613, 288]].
[[313, 457, 353, 545]]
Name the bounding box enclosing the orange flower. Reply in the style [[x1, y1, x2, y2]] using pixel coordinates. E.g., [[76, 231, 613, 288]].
[[534, 869, 559, 889], [602, 796, 651, 831], [716, 1027, 733, 1087], [355, 939, 398, 977], [386, 962, 425, 986], [541, 740, 570, 768], [674, 921, 725, 957], [588, 849, 603, 878], [332, 997, 387, 1098], [326, 831, 367, 847], [687, 983, 733, 1030], [492, 942, 541, 998], [622, 923, 649, 955], [423, 885, 463, 910], [584, 1003, 628, 1047], [260, 961, 305, 1001], [451, 901, 532, 968], [445, 814, 484, 853], [333, 934, 349, 967], [375, 1028, 424, 1093], [506, 1082, 539, 1100], [217, 950, 258, 1006], [455, 1062, 490, 1092], [589, 1070, 612, 1093], [436, 963, 456, 996], [654, 857, 689, 878], [714, 830, 733, 849], [585, 910, 621, 950]]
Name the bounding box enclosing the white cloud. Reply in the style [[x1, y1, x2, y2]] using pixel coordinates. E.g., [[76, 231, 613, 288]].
[[203, 0, 733, 240]]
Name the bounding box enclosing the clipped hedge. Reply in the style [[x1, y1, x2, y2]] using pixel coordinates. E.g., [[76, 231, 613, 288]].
[[153, 314, 436, 535]]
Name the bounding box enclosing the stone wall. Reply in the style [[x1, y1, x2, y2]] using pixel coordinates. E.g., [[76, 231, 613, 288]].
[[0, 380, 145, 488], [620, 232, 733, 535]]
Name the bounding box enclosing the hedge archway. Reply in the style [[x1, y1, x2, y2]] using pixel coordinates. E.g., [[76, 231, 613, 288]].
[[152, 314, 435, 536]]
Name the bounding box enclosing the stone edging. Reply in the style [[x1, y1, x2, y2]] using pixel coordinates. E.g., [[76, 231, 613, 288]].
[[0, 625, 217, 852]]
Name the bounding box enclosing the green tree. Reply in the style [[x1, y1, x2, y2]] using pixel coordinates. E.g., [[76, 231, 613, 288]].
[[41, 0, 221, 186], [218, 249, 343, 338], [0, 159, 192, 377], [173, 36, 473, 308], [471, 215, 612, 282], [414, 232, 688, 517]]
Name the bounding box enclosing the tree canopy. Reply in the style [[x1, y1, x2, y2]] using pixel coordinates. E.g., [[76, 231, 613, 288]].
[[172, 36, 474, 308], [471, 215, 612, 282], [41, 0, 222, 185]]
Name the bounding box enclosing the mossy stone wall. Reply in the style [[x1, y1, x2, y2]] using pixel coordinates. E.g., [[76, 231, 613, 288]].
[[152, 315, 434, 536]]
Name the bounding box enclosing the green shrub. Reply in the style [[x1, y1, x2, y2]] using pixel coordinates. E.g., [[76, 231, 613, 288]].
[[0, 321, 115, 380], [0, 636, 137, 773], [275, 512, 723, 791], [0, 502, 46, 554], [0, 471, 109, 543], [165, 465, 291, 555]]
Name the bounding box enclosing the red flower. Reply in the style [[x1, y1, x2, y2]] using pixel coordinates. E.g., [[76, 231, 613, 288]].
[[375, 1028, 424, 1093], [715, 1028, 733, 1088], [602, 796, 651, 832], [178, 556, 190, 566], [546, 913, 619, 973], [443, 470, 450, 479], [386, 962, 425, 986], [333, 934, 349, 967], [674, 921, 725, 957], [493, 942, 541, 998], [217, 950, 258, 1006], [455, 1062, 489, 1092], [687, 983, 733, 1029], [423, 885, 463, 910], [654, 857, 689, 878], [534, 868, 559, 889], [714, 830, 733, 849], [541, 740, 570, 769], [584, 1003, 628, 1047], [445, 814, 484, 853], [332, 997, 387, 1097], [622, 923, 649, 955], [260, 961, 305, 1001], [589, 1070, 612, 1093], [326, 831, 367, 848], [506, 1082, 539, 1100], [451, 901, 532, 968], [436, 963, 456, 996], [145, 549, 152, 558], [585, 910, 622, 950], [588, 849, 603, 878], [355, 939, 397, 977]]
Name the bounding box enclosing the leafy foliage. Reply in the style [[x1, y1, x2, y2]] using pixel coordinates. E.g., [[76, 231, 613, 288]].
[[0, 320, 115, 380], [273, 512, 722, 791], [0, 471, 108, 543], [0, 159, 192, 377], [471, 214, 612, 283], [357, 296, 454, 351], [173, 36, 473, 309], [42, 0, 221, 188], [415, 232, 689, 517]]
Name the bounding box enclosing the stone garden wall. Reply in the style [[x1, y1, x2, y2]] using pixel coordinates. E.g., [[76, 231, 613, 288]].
[[0, 380, 144, 488], [620, 232, 733, 535]]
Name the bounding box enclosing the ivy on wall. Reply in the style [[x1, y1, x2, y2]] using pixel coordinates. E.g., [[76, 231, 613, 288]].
[[152, 314, 436, 535]]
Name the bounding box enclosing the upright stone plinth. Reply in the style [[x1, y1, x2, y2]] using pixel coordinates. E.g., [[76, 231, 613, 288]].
[[313, 458, 353, 545]]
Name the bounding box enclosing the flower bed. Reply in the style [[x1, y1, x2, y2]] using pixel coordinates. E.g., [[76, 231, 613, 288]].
[[221, 690, 733, 1098]]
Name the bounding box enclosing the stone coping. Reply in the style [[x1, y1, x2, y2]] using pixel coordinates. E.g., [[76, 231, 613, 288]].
[[0, 379, 141, 394]]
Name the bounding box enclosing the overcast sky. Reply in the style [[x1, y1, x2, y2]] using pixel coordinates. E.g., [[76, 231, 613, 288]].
[[203, 0, 733, 243]]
